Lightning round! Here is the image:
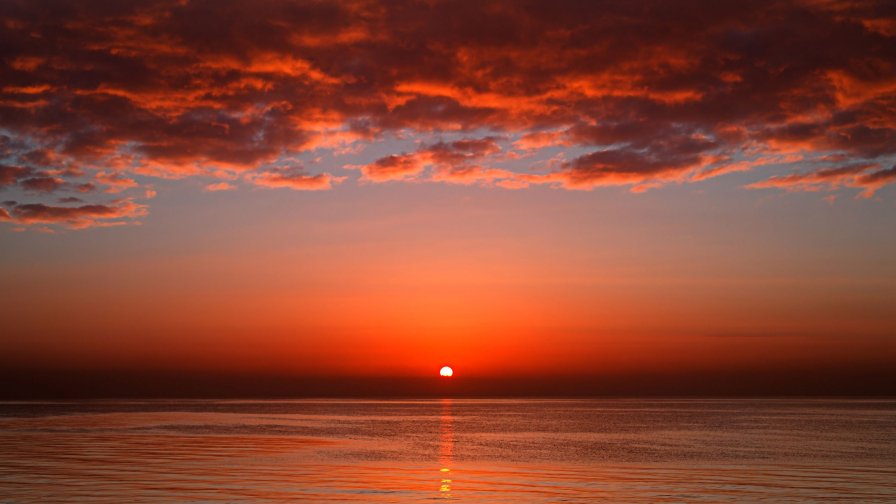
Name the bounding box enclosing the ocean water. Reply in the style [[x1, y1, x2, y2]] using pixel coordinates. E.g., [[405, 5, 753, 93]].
[[0, 399, 894, 502]]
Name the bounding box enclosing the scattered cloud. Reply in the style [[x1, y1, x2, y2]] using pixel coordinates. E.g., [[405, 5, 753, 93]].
[[748, 163, 896, 198], [0, 165, 31, 187], [1, 0, 894, 229], [95, 172, 139, 193], [354, 154, 426, 182], [19, 175, 63, 193], [204, 182, 236, 192], [1, 199, 146, 229], [251, 167, 345, 190]]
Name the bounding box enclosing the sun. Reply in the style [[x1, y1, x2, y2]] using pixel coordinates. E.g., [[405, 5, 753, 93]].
[[439, 366, 453, 377]]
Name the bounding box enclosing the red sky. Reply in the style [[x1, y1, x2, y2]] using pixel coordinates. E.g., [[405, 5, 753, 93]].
[[1, 0, 894, 396]]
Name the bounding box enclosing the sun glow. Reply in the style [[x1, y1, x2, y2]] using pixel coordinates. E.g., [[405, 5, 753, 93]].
[[439, 366, 454, 377]]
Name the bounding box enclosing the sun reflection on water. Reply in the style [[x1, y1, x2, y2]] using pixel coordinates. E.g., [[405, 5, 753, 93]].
[[438, 398, 454, 498]]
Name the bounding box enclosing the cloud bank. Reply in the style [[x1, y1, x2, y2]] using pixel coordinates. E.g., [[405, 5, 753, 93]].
[[1, 0, 894, 228]]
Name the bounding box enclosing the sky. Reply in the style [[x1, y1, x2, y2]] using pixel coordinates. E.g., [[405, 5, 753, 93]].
[[1, 0, 895, 396]]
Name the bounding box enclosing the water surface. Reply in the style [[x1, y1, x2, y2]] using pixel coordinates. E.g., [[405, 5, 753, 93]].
[[1, 399, 894, 502]]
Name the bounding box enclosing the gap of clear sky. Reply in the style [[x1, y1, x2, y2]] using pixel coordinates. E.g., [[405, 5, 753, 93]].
[[1, 0, 894, 396]]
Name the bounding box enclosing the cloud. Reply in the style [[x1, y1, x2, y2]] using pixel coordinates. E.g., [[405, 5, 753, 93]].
[[749, 163, 896, 197], [0, 165, 31, 187], [552, 133, 720, 189], [432, 165, 525, 187], [1, 199, 146, 229], [355, 137, 509, 184], [74, 182, 96, 194], [426, 138, 502, 165], [95, 172, 139, 193], [204, 182, 236, 192], [354, 154, 425, 181], [858, 164, 896, 187], [19, 175, 64, 193], [514, 131, 568, 150], [251, 167, 345, 190], [0, 0, 894, 230]]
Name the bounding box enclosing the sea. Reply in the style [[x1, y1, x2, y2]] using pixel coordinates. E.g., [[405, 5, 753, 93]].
[[0, 398, 894, 502]]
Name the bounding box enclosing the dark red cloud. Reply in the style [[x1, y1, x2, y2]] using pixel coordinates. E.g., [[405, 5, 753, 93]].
[[356, 137, 504, 182], [749, 163, 896, 197], [859, 164, 896, 185], [95, 172, 138, 193], [427, 138, 502, 165], [356, 154, 425, 181], [0, 165, 31, 187], [19, 175, 64, 193], [554, 133, 720, 190], [75, 182, 97, 193], [204, 182, 236, 192], [251, 167, 345, 190], [2, 199, 145, 228], [1, 0, 894, 228]]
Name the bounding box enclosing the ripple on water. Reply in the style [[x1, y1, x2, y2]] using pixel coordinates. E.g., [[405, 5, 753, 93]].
[[0, 399, 894, 502]]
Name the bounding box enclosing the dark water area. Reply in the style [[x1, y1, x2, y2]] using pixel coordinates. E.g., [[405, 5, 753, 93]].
[[1, 399, 894, 502]]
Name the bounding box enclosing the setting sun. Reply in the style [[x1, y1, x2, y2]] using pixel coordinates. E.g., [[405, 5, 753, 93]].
[[439, 366, 454, 377]]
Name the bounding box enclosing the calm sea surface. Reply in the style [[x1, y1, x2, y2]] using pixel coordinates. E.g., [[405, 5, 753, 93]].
[[0, 399, 894, 502]]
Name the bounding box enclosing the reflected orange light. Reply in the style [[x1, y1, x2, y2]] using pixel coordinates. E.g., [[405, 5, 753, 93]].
[[438, 399, 454, 497]]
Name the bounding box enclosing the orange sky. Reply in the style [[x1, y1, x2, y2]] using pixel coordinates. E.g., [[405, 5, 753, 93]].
[[3, 184, 894, 387], [1, 0, 894, 395]]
